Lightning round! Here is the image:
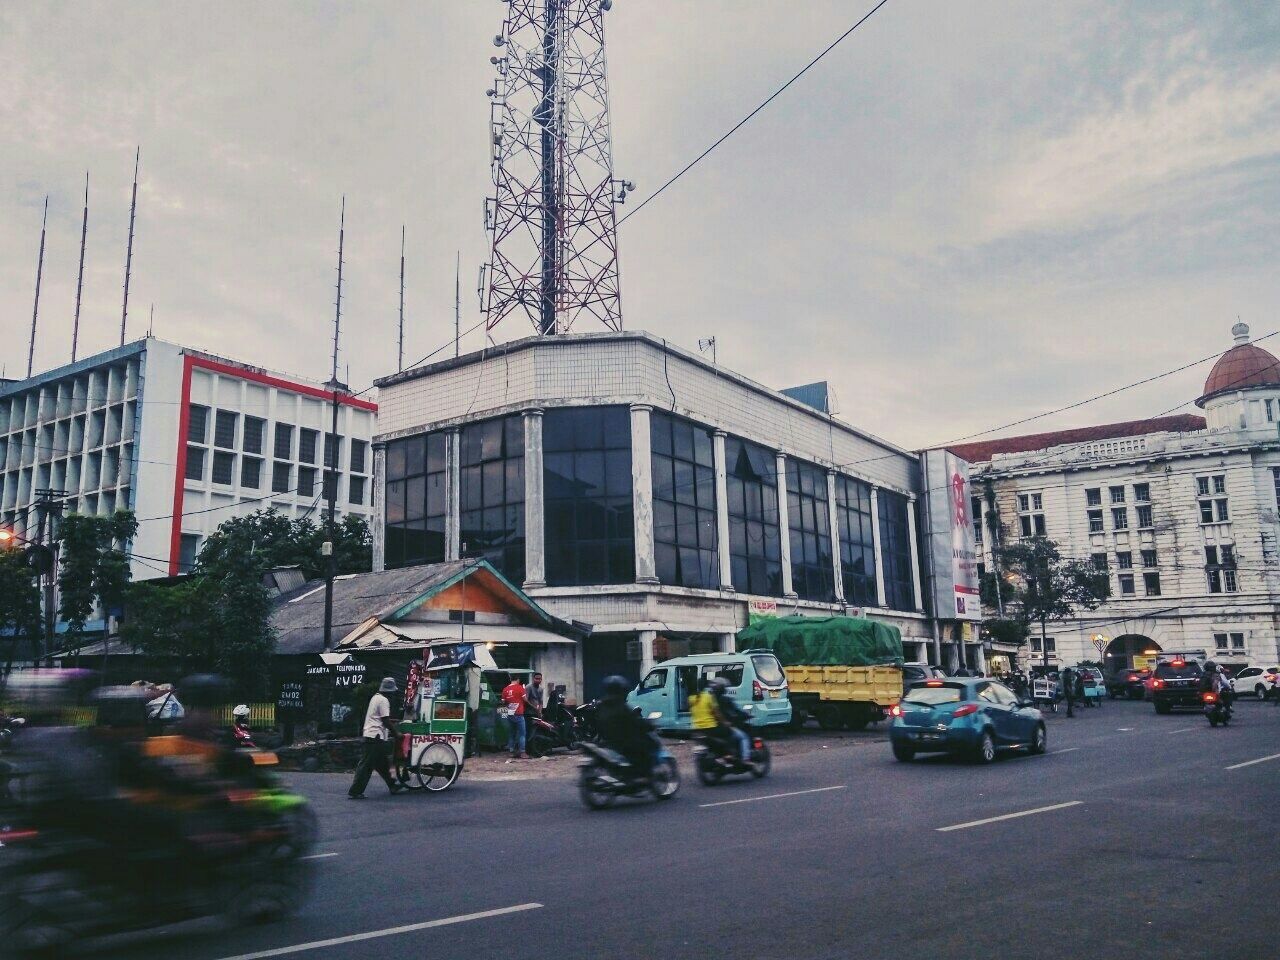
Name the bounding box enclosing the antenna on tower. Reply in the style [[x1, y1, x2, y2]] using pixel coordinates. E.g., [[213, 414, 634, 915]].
[[398, 225, 406, 372], [26, 196, 49, 378], [321, 196, 346, 654], [455, 250, 461, 358], [148, 303, 154, 337], [71, 172, 89, 362], [481, 0, 626, 337], [332, 197, 345, 384], [120, 146, 140, 346]]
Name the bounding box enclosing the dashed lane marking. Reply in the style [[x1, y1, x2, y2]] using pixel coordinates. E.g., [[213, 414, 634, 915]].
[[1048, 748, 1079, 755], [1167, 727, 1196, 734], [699, 785, 846, 808], [212, 903, 543, 960], [300, 853, 339, 861], [1225, 752, 1280, 771], [936, 801, 1084, 833]]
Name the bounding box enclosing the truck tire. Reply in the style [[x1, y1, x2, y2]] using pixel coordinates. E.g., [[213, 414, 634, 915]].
[[788, 707, 807, 732], [816, 704, 843, 731], [842, 704, 870, 732]]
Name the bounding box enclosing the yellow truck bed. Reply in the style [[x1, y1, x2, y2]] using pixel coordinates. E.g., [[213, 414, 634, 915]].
[[785, 665, 902, 706]]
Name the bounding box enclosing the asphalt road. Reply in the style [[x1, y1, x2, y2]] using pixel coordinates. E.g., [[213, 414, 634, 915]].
[[94, 699, 1280, 960]]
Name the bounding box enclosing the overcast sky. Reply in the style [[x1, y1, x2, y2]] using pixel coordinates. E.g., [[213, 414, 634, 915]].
[[3, 1, 1278, 449]]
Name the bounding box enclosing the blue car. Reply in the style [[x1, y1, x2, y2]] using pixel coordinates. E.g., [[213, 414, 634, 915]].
[[889, 678, 1047, 763]]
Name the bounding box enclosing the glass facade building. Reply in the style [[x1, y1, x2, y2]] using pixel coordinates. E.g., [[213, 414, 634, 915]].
[[725, 436, 784, 597], [786, 458, 835, 602], [834, 475, 877, 606], [651, 412, 718, 589], [877, 489, 916, 612], [460, 415, 525, 583]]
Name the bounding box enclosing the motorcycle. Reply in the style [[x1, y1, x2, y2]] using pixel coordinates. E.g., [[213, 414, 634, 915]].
[[694, 724, 771, 785], [1203, 690, 1232, 727], [543, 689, 584, 747], [573, 698, 601, 743], [578, 719, 679, 809], [1, 716, 26, 817]]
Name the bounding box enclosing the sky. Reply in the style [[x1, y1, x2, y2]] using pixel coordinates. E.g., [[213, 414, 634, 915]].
[[3, 0, 1279, 450]]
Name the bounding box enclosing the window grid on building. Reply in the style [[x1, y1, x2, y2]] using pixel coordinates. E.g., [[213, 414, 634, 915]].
[[461, 416, 525, 583], [724, 436, 783, 597], [877, 490, 916, 612], [1197, 474, 1229, 524], [836, 475, 877, 607], [385, 432, 448, 570], [651, 412, 718, 590], [786, 458, 835, 602], [544, 407, 632, 587], [1017, 492, 1046, 538], [1205, 544, 1238, 594]]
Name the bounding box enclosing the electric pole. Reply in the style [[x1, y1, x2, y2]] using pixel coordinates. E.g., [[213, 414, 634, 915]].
[[322, 198, 345, 653]]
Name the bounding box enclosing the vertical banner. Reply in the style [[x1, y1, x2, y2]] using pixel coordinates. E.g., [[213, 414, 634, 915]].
[[922, 450, 981, 621]]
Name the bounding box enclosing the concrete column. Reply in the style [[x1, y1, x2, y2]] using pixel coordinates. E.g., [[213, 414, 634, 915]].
[[522, 408, 546, 588], [827, 469, 844, 603], [371, 441, 386, 572], [638, 629, 657, 678], [870, 487, 887, 609], [713, 430, 732, 590], [445, 427, 461, 561], [630, 404, 658, 584], [718, 632, 736, 654], [907, 494, 924, 613], [776, 452, 796, 598]]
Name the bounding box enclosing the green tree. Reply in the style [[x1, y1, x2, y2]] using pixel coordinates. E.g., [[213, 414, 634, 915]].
[[56, 510, 139, 646], [196, 509, 370, 582], [993, 536, 1110, 667], [0, 547, 43, 676]]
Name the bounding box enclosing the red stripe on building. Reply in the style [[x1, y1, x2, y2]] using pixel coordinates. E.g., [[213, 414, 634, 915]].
[[167, 354, 378, 574]]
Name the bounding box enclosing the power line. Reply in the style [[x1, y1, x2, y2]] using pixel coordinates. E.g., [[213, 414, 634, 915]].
[[619, 0, 893, 226]]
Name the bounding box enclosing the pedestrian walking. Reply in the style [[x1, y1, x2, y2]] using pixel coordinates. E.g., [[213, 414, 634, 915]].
[[1062, 667, 1076, 718], [348, 677, 404, 799], [502, 674, 528, 759]]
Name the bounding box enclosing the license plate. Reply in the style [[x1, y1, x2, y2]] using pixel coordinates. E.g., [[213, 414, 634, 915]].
[[769, 689, 781, 698], [918, 732, 943, 742]]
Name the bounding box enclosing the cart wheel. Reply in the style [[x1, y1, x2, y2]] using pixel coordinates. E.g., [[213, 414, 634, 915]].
[[395, 758, 425, 790], [414, 742, 462, 792]]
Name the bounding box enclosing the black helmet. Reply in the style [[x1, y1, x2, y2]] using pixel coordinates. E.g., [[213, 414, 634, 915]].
[[1204, 660, 1218, 673], [602, 675, 631, 700], [708, 677, 729, 695]]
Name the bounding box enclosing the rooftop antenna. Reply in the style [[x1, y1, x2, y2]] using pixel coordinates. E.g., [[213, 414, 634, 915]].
[[148, 303, 155, 337], [454, 250, 461, 358], [322, 196, 345, 655], [698, 336, 717, 365], [120, 146, 140, 346], [26, 196, 49, 378], [71, 172, 88, 362], [398, 225, 406, 372]]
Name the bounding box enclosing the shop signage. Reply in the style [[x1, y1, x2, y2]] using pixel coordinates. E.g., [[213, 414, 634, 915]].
[[748, 599, 778, 624], [276, 681, 305, 715], [332, 661, 368, 689], [922, 450, 981, 622]]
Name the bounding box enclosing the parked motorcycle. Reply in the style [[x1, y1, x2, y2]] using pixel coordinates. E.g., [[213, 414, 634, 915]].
[[578, 723, 679, 809], [573, 698, 601, 743], [543, 688, 583, 747], [694, 726, 771, 785], [1203, 690, 1232, 727]]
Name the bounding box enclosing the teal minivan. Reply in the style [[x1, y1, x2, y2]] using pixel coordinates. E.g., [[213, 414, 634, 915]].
[[627, 651, 792, 732]]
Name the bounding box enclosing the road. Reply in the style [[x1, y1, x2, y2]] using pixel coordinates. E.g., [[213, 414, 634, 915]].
[[98, 698, 1279, 960]]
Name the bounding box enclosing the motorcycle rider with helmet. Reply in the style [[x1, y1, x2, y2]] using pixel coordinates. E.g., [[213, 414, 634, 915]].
[[594, 675, 657, 776], [1200, 661, 1233, 721], [230, 704, 255, 748], [708, 677, 751, 765]]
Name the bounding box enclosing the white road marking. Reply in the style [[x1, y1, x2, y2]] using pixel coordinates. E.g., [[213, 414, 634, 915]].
[[1167, 727, 1196, 734], [1048, 748, 1079, 755], [698, 785, 846, 808], [299, 853, 339, 861], [212, 903, 543, 960], [1225, 752, 1280, 771], [936, 800, 1084, 833], [1116, 727, 1134, 732]]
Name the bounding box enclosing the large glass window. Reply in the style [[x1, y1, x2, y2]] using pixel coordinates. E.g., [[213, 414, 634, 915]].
[[725, 436, 782, 596], [384, 432, 447, 569], [877, 490, 916, 611], [835, 475, 877, 606], [786, 458, 834, 601], [460, 416, 525, 583], [544, 407, 633, 586], [651, 412, 717, 588]]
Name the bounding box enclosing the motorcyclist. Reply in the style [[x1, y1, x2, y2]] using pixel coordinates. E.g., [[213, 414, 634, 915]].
[[231, 704, 255, 747], [594, 675, 656, 776], [1200, 661, 1232, 718], [709, 677, 751, 765]]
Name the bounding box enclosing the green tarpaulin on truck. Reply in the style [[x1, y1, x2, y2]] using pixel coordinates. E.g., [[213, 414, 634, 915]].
[[736, 616, 904, 666]]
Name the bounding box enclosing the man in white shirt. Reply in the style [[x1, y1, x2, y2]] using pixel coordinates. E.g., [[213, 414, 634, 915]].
[[348, 677, 404, 799]]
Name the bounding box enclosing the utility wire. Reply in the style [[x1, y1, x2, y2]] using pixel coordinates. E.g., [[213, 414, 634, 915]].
[[619, 0, 893, 225]]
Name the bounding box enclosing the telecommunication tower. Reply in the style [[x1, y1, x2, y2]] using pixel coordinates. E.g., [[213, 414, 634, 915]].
[[481, 0, 633, 337]]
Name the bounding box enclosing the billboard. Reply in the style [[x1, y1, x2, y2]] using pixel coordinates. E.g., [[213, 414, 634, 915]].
[[922, 449, 981, 621]]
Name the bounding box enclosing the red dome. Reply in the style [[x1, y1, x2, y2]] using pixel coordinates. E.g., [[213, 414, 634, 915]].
[[1197, 327, 1280, 407]]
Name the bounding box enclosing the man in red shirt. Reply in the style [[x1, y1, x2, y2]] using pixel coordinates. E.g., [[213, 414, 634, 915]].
[[501, 675, 527, 759]]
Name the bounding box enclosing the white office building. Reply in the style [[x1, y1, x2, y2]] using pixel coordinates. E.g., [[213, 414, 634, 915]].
[[955, 322, 1280, 676], [371, 330, 977, 700], [0, 338, 376, 634]]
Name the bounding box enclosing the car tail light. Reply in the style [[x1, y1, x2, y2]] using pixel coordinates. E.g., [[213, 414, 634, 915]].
[[925, 680, 944, 687], [953, 704, 979, 717], [1127, 674, 1137, 682], [752, 738, 764, 750], [888, 704, 903, 718], [1202, 692, 1217, 703], [1172, 660, 1185, 667], [752, 680, 764, 702], [1153, 679, 1163, 688]]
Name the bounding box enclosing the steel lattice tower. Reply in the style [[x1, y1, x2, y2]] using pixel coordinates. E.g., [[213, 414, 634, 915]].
[[482, 0, 632, 337]]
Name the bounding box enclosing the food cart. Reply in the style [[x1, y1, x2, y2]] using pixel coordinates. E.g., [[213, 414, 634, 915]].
[[396, 694, 468, 792]]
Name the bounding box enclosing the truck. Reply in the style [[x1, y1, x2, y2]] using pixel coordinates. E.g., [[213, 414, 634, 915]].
[[736, 615, 903, 731]]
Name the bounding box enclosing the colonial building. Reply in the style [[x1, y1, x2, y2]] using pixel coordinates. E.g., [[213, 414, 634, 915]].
[[372, 330, 974, 697], [954, 322, 1280, 675], [1, 338, 376, 637]]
